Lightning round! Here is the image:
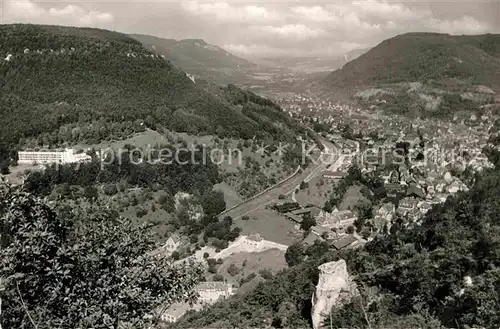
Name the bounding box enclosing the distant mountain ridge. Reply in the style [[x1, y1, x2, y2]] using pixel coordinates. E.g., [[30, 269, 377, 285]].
[[323, 32, 500, 118], [130, 34, 259, 85], [325, 32, 500, 90]]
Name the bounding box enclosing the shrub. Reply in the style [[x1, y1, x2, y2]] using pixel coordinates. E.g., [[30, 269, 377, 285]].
[[212, 274, 224, 282], [102, 184, 118, 196], [136, 208, 148, 218], [240, 272, 257, 285], [259, 269, 273, 280], [190, 235, 199, 244], [208, 264, 218, 274], [227, 264, 240, 276]]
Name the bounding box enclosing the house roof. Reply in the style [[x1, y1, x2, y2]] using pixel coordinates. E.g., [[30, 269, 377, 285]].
[[167, 233, 182, 244], [336, 210, 356, 221], [418, 201, 432, 209], [329, 235, 357, 250], [323, 171, 344, 178], [291, 206, 321, 217], [399, 198, 419, 209], [316, 211, 340, 226], [302, 231, 321, 246], [275, 202, 301, 213], [311, 226, 332, 236], [406, 185, 426, 199], [377, 203, 394, 215], [385, 183, 401, 191], [285, 212, 303, 223]]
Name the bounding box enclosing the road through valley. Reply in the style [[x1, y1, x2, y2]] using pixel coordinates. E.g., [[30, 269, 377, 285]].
[[219, 138, 343, 220]]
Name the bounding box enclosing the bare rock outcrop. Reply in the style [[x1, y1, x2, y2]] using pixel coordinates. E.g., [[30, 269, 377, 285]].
[[311, 259, 358, 329]]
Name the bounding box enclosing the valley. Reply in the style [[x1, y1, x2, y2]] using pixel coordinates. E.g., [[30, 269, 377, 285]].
[[2, 18, 500, 329]]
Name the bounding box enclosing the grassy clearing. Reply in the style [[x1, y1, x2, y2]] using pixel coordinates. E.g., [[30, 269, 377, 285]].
[[338, 185, 364, 211], [215, 249, 287, 284], [213, 182, 243, 209], [232, 208, 299, 246], [76, 129, 170, 150], [295, 175, 334, 207]]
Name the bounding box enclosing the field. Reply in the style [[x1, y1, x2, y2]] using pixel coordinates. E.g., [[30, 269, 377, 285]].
[[213, 182, 243, 209], [77, 129, 171, 151], [116, 190, 175, 243], [232, 208, 301, 246], [338, 185, 364, 210], [215, 249, 287, 284], [295, 175, 334, 207]]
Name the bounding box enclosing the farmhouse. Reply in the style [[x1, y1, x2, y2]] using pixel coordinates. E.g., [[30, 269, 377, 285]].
[[285, 212, 303, 224], [329, 235, 358, 250], [275, 202, 301, 213], [291, 206, 322, 218]]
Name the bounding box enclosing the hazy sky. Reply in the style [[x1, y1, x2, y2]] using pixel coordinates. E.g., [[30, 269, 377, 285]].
[[1, 0, 499, 58]]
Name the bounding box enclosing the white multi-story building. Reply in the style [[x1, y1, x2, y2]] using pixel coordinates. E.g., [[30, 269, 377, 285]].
[[18, 149, 92, 165]]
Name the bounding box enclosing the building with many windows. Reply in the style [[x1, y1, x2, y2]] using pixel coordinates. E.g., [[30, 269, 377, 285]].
[[17, 149, 92, 165]]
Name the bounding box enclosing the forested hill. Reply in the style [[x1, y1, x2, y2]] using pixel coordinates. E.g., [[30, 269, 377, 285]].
[[130, 34, 256, 70], [325, 32, 500, 90], [0, 24, 300, 152], [130, 33, 260, 85]]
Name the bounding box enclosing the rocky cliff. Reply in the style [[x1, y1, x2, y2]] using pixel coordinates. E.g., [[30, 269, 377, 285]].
[[311, 259, 358, 329]]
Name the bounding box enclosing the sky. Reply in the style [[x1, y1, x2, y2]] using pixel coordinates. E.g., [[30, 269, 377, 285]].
[[1, 0, 499, 59]]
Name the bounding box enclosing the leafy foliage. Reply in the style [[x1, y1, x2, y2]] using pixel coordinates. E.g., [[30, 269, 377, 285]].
[[300, 213, 316, 231], [285, 243, 304, 267], [0, 183, 204, 328], [201, 190, 226, 217], [24, 144, 221, 197]]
